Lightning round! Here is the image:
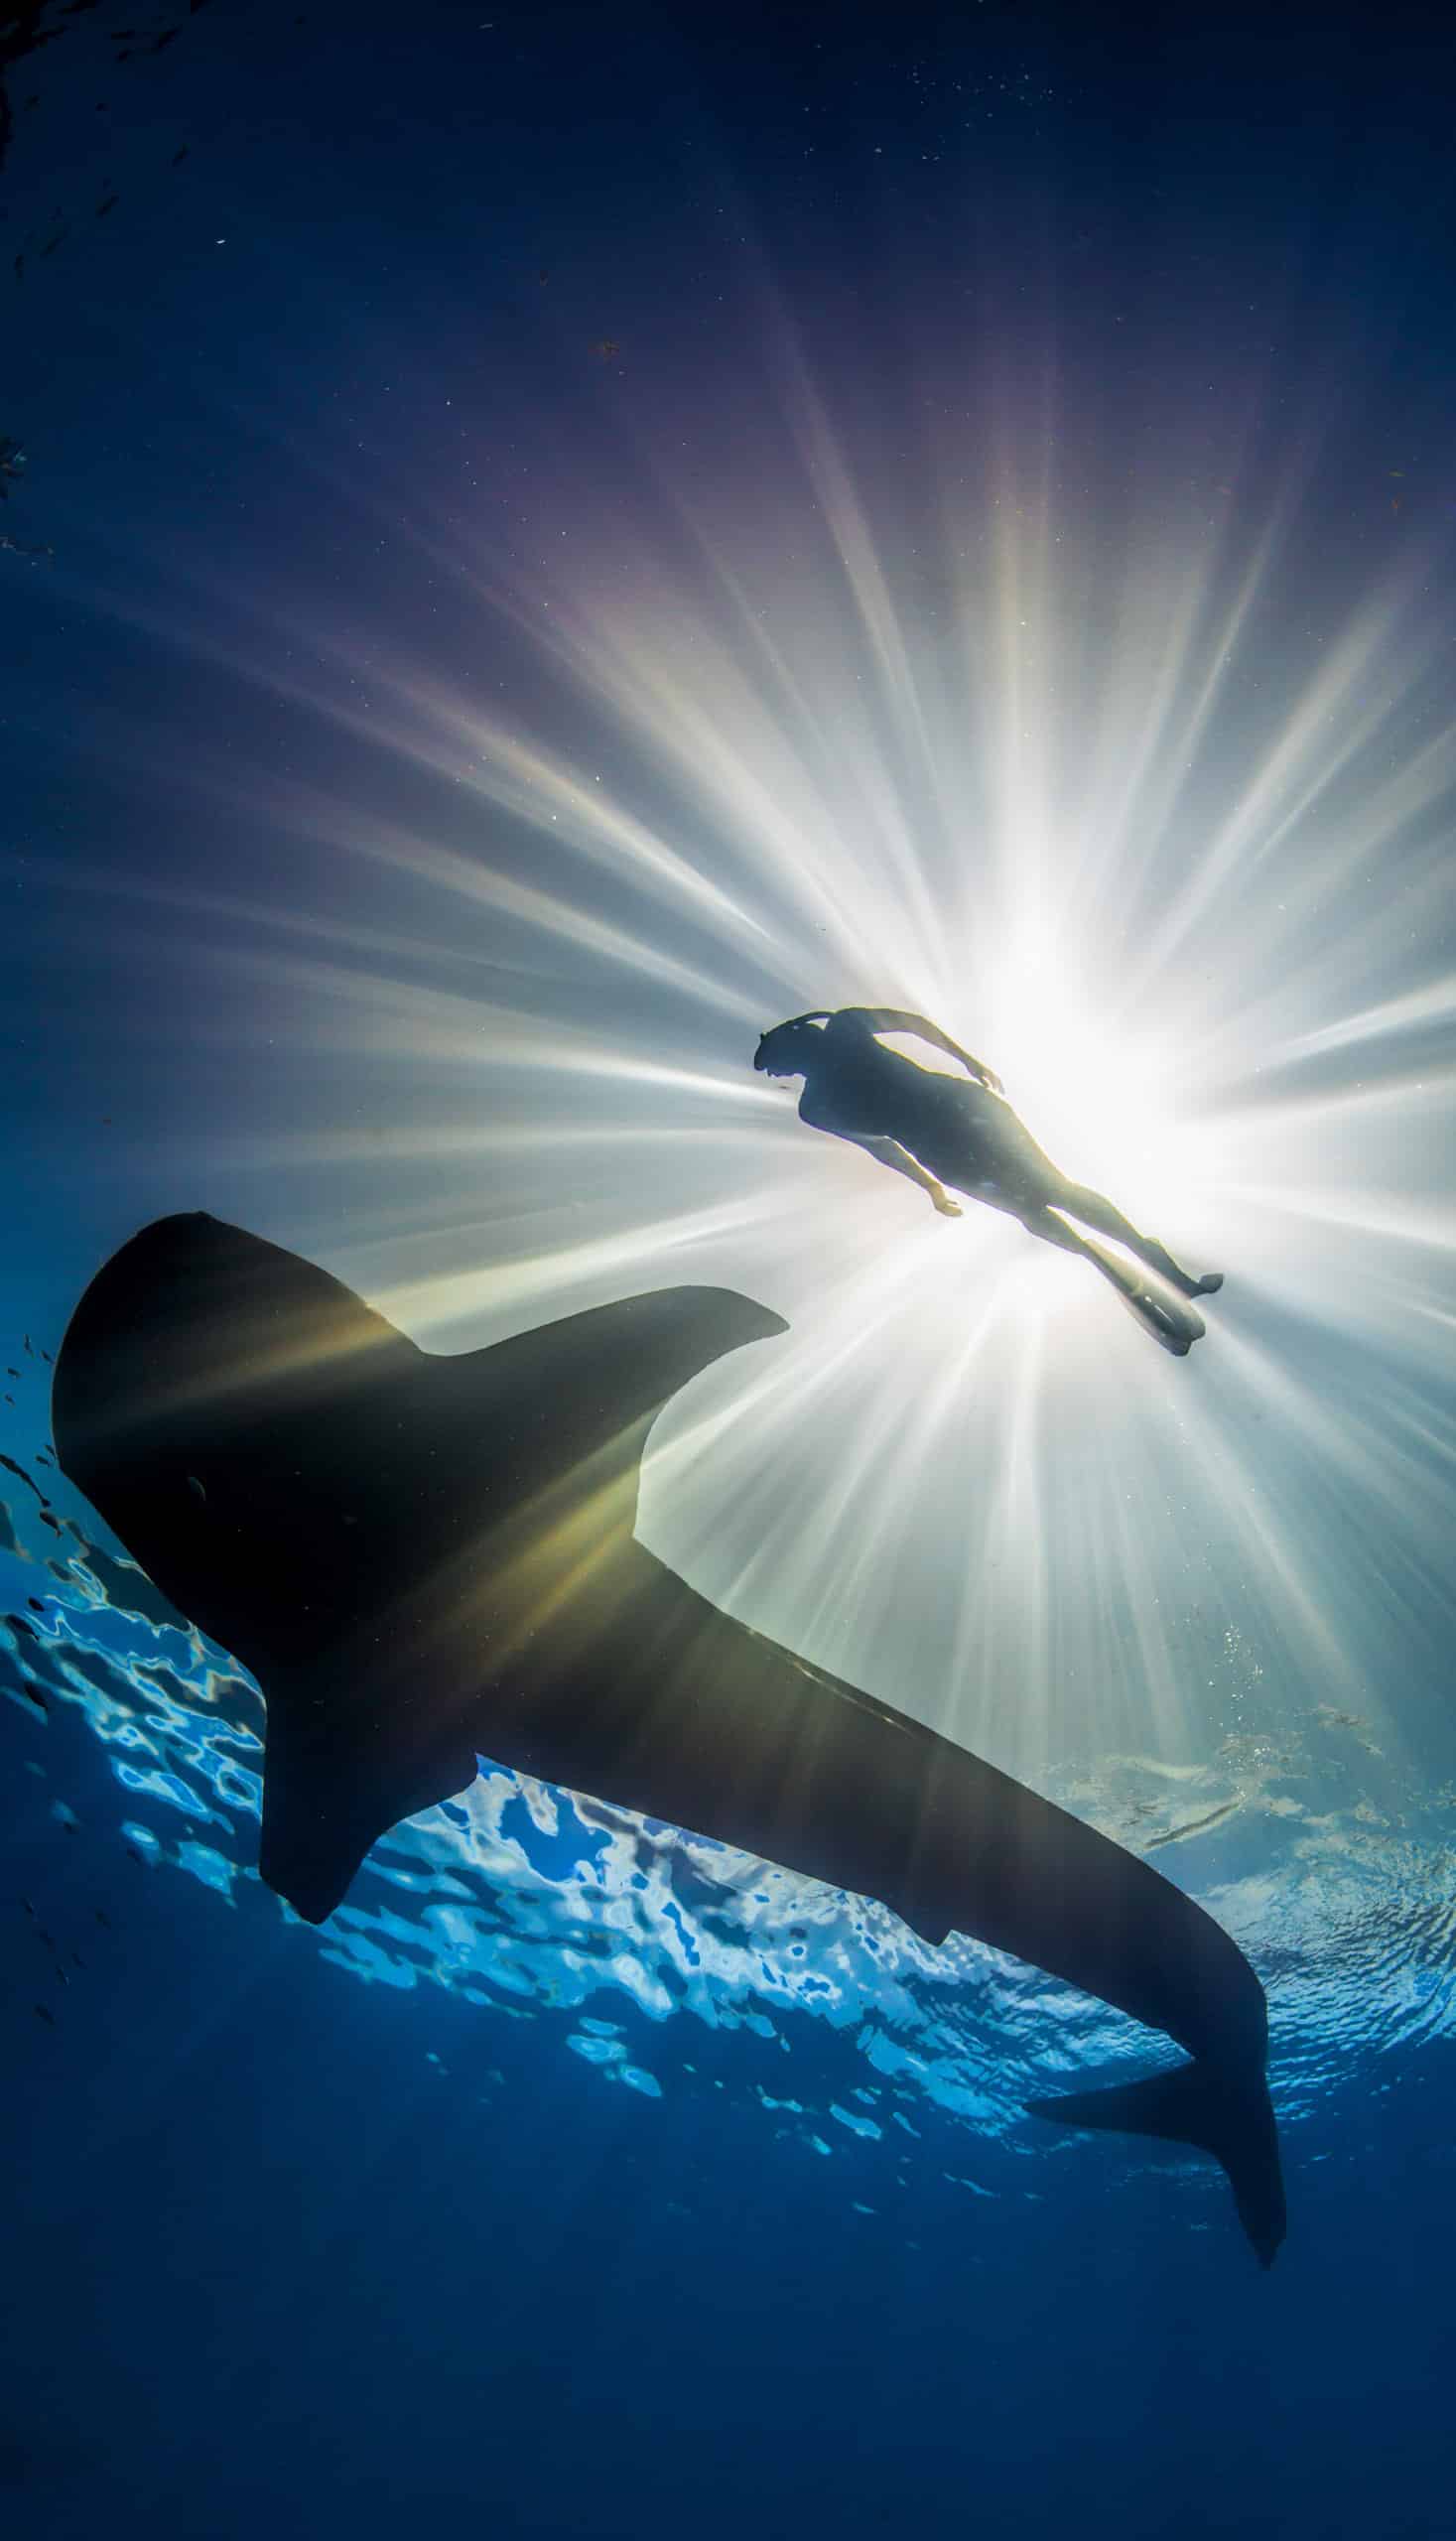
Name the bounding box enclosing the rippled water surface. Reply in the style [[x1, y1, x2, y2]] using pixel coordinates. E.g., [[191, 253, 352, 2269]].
[[6, 1379, 1455, 2541], [7, 1412, 1454, 2183]]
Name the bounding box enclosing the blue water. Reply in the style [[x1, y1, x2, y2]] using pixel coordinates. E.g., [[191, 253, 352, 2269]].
[[5, 1391, 1454, 2539], [8, 1, 1456, 2529]]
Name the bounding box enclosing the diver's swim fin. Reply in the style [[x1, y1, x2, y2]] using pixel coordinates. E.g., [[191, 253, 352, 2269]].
[[1079, 1237, 1207, 1355], [1121, 1282, 1205, 1356], [1027, 2058, 1285, 2267]]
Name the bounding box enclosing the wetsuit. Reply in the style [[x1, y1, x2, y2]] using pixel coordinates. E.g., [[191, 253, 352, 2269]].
[[768, 1006, 1222, 1355]]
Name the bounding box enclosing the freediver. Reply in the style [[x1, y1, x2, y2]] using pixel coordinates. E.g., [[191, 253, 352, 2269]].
[[753, 1006, 1223, 1355]]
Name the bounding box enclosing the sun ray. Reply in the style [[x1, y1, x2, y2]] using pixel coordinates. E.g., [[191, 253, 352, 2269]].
[[26, 296, 1456, 1822]]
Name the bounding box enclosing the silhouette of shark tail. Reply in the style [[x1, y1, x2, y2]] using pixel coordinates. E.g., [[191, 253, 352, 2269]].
[[1027, 2060, 1286, 2267]]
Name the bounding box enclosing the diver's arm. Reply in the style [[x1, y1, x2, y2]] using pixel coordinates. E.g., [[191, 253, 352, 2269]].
[[847, 1007, 1003, 1095], [836, 1133, 963, 1217], [799, 1087, 961, 1213]]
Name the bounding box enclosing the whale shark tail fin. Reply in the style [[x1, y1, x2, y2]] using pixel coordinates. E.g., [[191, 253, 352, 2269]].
[[1027, 2059, 1286, 2268]]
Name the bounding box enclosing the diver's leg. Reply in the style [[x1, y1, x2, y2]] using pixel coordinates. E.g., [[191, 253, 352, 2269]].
[[1051, 1182, 1223, 1298], [1018, 1206, 1207, 1356]]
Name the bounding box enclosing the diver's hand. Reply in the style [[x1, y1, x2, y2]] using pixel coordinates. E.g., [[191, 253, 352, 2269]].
[[931, 1190, 963, 1217]]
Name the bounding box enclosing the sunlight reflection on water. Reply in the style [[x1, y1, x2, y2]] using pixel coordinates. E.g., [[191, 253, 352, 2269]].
[[5, 1455, 1452, 2210]]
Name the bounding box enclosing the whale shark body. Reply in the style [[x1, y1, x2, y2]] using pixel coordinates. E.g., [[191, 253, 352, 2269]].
[[52, 1214, 1285, 2264]]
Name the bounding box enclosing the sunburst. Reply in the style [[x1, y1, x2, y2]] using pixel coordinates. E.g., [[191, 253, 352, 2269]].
[[43, 326, 1456, 1818]]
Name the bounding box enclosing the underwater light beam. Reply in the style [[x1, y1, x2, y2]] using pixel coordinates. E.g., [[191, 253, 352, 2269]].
[[39, 331, 1456, 1779]]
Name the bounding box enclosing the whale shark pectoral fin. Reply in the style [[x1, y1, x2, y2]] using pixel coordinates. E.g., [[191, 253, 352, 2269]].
[[1027, 2061, 1286, 2268], [556, 1285, 789, 1378], [457, 1284, 790, 1478], [258, 1674, 481, 1927]]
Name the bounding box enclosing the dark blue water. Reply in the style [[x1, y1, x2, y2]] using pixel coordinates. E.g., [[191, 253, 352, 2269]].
[[8, 1, 1456, 2531], [5, 1428, 1454, 2539]]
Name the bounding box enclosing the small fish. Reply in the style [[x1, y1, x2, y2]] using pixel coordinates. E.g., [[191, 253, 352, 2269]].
[[1145, 1799, 1242, 1850], [34, 2003, 55, 2025]]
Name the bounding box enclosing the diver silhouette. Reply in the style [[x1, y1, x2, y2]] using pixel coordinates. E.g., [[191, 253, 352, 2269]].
[[754, 1007, 1223, 1355]]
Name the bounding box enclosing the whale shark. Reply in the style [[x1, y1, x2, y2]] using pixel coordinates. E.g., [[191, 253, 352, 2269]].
[[51, 1213, 1285, 2264]]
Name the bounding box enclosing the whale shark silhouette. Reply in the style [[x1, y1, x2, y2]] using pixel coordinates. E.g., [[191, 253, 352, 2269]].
[[52, 1213, 1285, 2265]]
